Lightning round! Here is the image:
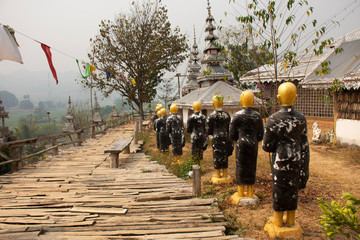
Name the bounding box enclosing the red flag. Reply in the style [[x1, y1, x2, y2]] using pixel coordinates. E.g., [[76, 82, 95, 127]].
[[41, 43, 58, 84]]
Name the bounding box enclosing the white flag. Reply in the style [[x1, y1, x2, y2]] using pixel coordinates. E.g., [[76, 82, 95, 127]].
[[0, 24, 23, 64]]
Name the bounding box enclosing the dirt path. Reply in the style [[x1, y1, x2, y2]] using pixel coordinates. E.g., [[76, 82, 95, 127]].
[[309, 144, 360, 196]]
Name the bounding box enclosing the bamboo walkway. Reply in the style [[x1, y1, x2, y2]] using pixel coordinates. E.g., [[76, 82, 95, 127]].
[[0, 124, 242, 239]]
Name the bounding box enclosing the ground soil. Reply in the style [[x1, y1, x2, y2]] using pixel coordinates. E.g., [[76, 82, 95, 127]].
[[142, 117, 360, 239]]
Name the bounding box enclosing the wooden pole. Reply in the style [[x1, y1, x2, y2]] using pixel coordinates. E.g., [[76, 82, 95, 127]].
[[333, 91, 338, 144], [90, 76, 95, 139], [52, 138, 59, 155], [134, 121, 139, 144], [10, 146, 20, 172], [192, 165, 201, 197], [110, 153, 118, 168], [77, 131, 83, 146]]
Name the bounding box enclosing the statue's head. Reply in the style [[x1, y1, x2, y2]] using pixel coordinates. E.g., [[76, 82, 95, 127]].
[[170, 104, 178, 114], [212, 94, 224, 109], [156, 110, 161, 117], [159, 108, 167, 117], [240, 90, 254, 107], [277, 82, 297, 106], [155, 104, 163, 112], [193, 101, 202, 112]]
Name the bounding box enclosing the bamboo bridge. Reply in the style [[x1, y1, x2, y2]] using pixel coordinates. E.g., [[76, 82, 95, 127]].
[[0, 122, 242, 239]]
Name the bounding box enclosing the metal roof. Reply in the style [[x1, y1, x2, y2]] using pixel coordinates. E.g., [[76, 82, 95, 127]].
[[239, 54, 324, 84], [301, 39, 360, 89], [239, 28, 360, 90]]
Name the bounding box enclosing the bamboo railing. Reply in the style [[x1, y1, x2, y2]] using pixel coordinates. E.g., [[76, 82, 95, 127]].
[[0, 110, 153, 174]]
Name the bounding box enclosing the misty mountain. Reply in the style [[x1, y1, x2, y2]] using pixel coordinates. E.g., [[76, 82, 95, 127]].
[[0, 70, 118, 105]]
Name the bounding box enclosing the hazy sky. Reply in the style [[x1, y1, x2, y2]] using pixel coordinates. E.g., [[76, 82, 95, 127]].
[[0, 0, 359, 101]]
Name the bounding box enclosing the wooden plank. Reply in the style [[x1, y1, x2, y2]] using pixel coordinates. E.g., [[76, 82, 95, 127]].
[[135, 193, 193, 202], [35, 226, 226, 236], [52, 220, 95, 227], [70, 206, 128, 215], [0, 218, 55, 224], [0, 232, 41, 239], [104, 137, 133, 153]]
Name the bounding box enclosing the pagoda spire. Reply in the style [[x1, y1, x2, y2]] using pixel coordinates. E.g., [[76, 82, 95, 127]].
[[197, 0, 232, 88], [183, 26, 201, 96], [207, 0, 211, 16], [205, 0, 218, 44], [190, 26, 199, 64]]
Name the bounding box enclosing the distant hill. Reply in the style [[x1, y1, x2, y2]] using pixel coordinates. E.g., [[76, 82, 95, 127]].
[[0, 70, 118, 105]]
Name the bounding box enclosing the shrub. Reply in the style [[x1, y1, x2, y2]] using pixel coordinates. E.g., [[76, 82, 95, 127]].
[[318, 193, 360, 239], [173, 155, 198, 180]]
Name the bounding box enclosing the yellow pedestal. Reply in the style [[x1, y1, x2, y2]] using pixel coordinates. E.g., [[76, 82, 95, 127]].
[[264, 217, 303, 239], [211, 175, 232, 184], [230, 192, 259, 206]]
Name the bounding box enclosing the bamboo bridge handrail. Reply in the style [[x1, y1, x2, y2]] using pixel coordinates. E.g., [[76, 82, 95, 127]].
[[0, 111, 152, 172]]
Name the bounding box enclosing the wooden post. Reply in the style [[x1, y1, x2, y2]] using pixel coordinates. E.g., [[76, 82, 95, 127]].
[[52, 137, 59, 155], [192, 165, 201, 197], [110, 153, 118, 168], [9, 146, 20, 172], [77, 131, 83, 146], [124, 146, 130, 154], [91, 120, 95, 139], [333, 91, 338, 144], [134, 121, 139, 144], [111, 115, 116, 127]]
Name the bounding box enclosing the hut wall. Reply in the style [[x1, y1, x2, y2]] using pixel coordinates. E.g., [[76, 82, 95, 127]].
[[336, 90, 360, 120], [296, 87, 333, 118], [257, 82, 333, 117]]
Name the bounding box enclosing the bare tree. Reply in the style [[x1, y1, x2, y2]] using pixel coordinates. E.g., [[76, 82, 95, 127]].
[[157, 78, 177, 110]]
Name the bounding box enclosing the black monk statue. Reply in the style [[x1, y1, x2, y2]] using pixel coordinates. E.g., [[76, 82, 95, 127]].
[[263, 82, 310, 238], [187, 101, 208, 164], [229, 90, 263, 204], [166, 104, 185, 163], [207, 94, 233, 184]]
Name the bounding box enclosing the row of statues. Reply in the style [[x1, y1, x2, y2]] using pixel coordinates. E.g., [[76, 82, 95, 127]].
[[152, 82, 309, 238]]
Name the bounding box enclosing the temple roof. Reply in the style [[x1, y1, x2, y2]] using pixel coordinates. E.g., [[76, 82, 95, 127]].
[[174, 81, 261, 108]]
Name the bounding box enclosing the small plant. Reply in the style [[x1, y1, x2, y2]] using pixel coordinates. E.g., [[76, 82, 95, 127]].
[[256, 192, 265, 200], [139, 131, 150, 144], [141, 169, 152, 173], [202, 185, 216, 197], [172, 156, 198, 180], [209, 213, 217, 223], [203, 180, 212, 185], [225, 213, 247, 236], [318, 193, 360, 239], [218, 189, 235, 204]]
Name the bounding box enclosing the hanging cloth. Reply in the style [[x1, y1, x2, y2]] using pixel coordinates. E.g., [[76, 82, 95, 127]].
[[89, 64, 96, 75], [76, 59, 90, 79], [41, 43, 58, 84], [106, 71, 111, 80], [0, 24, 23, 64]]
